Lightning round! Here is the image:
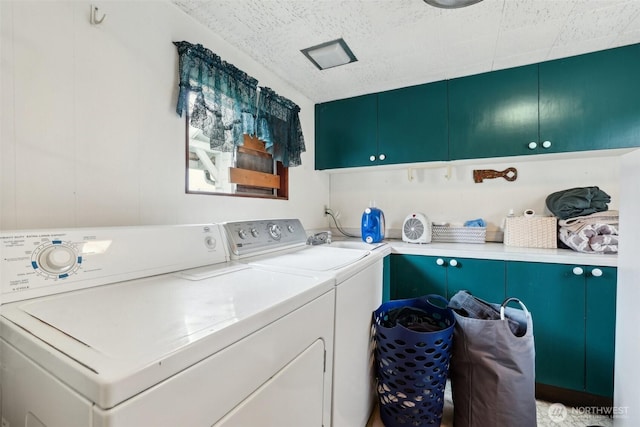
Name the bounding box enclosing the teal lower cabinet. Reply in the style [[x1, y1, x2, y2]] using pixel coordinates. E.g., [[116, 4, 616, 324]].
[[506, 262, 586, 392], [585, 266, 617, 397], [382, 255, 391, 303], [445, 257, 505, 302], [390, 254, 505, 302], [506, 261, 616, 399], [390, 254, 446, 299]]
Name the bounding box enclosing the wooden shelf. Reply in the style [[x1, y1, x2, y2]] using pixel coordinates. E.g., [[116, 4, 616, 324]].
[[229, 167, 280, 189]]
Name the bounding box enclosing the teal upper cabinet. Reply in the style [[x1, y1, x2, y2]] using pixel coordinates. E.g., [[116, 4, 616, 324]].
[[540, 44, 640, 153], [315, 81, 448, 170], [377, 82, 448, 165], [449, 43, 640, 160], [317, 44, 640, 167], [315, 93, 377, 169], [449, 65, 540, 160]]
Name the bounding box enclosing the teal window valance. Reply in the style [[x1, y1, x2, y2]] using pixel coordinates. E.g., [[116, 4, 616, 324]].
[[174, 41, 305, 166], [174, 41, 258, 152], [257, 86, 305, 167]]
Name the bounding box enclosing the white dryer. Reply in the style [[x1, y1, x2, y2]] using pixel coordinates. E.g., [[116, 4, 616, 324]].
[[223, 219, 390, 427], [0, 224, 334, 427]]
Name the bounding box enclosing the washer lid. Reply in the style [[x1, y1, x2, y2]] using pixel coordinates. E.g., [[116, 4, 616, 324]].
[[249, 246, 369, 272], [0, 265, 333, 409]]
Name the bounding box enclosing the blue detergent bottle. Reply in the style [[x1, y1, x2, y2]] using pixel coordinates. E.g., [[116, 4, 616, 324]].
[[361, 203, 385, 244]]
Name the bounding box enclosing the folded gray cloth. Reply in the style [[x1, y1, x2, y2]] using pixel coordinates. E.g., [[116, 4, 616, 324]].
[[545, 186, 611, 220]]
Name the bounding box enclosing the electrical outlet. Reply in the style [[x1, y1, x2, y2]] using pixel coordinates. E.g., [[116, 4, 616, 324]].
[[323, 205, 329, 216]]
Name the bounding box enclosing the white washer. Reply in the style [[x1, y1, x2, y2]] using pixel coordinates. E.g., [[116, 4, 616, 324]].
[[0, 224, 334, 427], [223, 219, 390, 427]]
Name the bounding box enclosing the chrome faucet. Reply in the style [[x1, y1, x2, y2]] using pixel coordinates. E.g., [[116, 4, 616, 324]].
[[306, 230, 332, 245]]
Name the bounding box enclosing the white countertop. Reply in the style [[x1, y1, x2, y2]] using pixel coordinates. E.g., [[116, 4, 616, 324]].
[[335, 239, 617, 267]]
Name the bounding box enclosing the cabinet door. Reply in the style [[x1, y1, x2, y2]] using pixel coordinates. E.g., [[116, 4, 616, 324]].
[[506, 261, 586, 391], [446, 258, 505, 302], [585, 266, 617, 398], [540, 44, 640, 153], [378, 81, 448, 164], [448, 65, 539, 160], [315, 94, 377, 169], [382, 255, 391, 303], [390, 254, 446, 299]]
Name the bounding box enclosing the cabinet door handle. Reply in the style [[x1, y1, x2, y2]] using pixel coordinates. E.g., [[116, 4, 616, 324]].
[[528, 142, 537, 150], [591, 268, 603, 277], [378, 153, 386, 161], [436, 258, 445, 266], [449, 259, 458, 267], [369, 155, 376, 162], [542, 140, 552, 149], [573, 266, 584, 276]]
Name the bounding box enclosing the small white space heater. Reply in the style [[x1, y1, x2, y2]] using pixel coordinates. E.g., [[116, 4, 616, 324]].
[[402, 213, 431, 244]]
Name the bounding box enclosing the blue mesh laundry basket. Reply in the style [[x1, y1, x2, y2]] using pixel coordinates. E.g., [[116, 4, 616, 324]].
[[372, 295, 455, 427]]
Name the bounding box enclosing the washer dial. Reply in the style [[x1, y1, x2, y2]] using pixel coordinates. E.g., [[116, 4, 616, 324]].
[[268, 223, 282, 240]]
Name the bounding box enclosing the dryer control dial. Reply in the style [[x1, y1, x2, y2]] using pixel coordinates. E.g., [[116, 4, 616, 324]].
[[32, 241, 81, 278]]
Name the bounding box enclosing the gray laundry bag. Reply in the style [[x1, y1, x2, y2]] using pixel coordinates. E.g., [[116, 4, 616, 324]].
[[448, 291, 536, 427]]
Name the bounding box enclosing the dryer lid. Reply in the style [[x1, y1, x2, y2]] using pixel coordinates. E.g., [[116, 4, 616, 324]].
[[0, 266, 333, 409]]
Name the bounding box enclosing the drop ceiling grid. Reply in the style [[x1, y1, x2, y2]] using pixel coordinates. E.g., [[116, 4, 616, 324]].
[[173, 0, 640, 103]]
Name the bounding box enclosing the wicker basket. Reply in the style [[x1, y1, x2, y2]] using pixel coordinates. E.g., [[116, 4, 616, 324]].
[[431, 225, 486, 244], [504, 216, 558, 249]]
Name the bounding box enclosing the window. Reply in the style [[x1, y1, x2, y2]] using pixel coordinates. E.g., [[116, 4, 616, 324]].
[[175, 41, 304, 199]]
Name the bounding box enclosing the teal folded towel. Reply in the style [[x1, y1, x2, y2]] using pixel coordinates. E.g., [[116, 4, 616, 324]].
[[464, 218, 486, 227]]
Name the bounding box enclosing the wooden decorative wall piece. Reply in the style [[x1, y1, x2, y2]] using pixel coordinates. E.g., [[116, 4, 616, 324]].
[[473, 167, 518, 183]]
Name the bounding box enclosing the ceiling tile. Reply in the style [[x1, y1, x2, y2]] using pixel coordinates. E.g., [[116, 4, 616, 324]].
[[173, 0, 640, 103]]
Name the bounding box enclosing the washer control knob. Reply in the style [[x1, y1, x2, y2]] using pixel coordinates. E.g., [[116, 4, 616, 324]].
[[436, 258, 445, 266], [573, 266, 584, 276], [268, 223, 282, 240], [250, 228, 259, 238], [238, 229, 247, 239], [38, 246, 76, 274], [287, 224, 295, 233]]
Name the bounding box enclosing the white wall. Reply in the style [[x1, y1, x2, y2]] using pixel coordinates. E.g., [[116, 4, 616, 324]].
[[0, 0, 329, 232], [329, 154, 621, 241], [614, 148, 640, 425]]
